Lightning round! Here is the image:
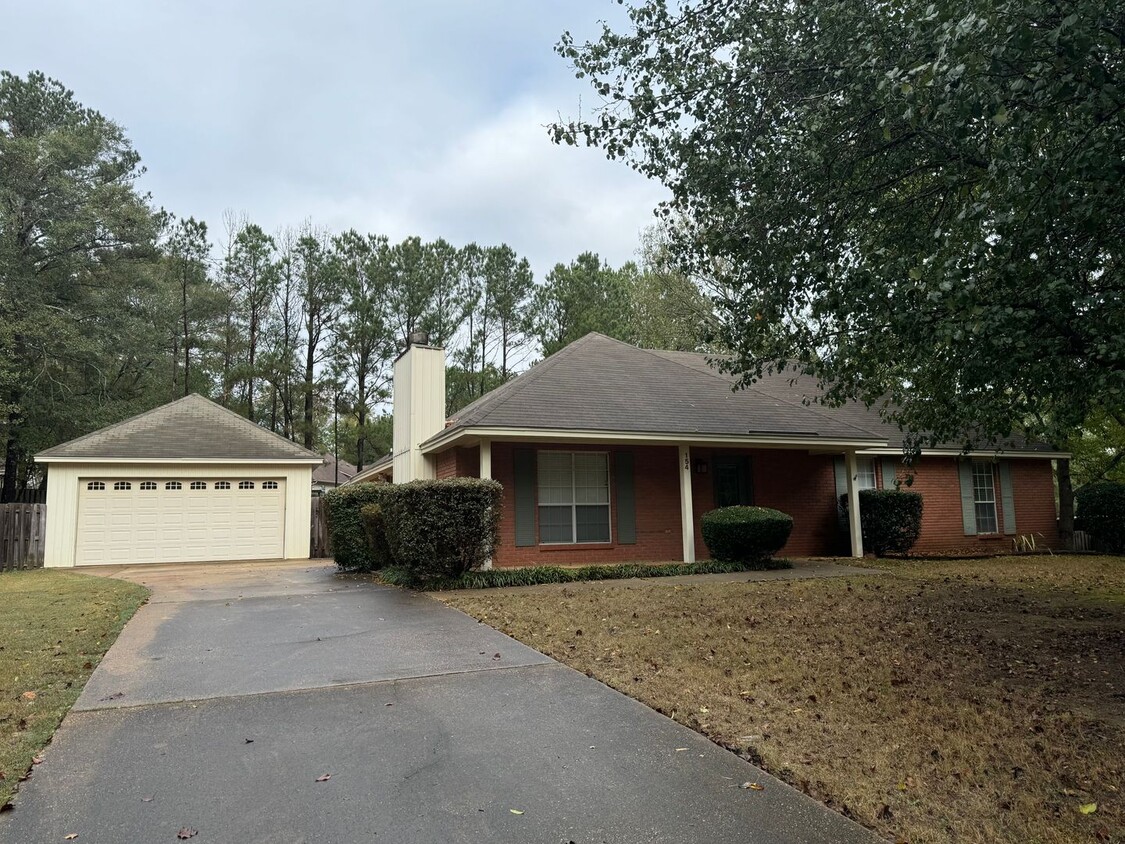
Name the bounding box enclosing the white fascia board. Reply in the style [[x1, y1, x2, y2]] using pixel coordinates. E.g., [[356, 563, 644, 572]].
[[34, 456, 325, 465], [419, 426, 884, 453], [854, 447, 1070, 459]]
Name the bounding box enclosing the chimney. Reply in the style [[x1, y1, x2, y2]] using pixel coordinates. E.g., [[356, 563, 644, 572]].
[[392, 333, 446, 483]]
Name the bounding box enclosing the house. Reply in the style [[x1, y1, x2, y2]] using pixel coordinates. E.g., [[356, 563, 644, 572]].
[[35, 394, 323, 567], [312, 454, 358, 495], [369, 332, 1063, 567]]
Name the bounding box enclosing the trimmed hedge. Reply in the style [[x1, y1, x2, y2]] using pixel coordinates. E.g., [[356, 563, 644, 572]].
[[700, 506, 793, 563], [379, 478, 503, 582], [858, 489, 924, 556], [1076, 481, 1125, 553], [359, 503, 396, 570], [323, 483, 392, 571], [379, 557, 791, 591]]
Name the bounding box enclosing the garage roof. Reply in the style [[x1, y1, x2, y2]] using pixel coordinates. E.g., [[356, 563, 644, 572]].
[[36, 394, 322, 462]]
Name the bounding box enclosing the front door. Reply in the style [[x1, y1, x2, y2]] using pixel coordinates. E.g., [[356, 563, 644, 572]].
[[713, 455, 753, 508]]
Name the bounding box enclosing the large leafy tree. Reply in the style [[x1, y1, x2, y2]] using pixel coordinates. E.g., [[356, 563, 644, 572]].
[[0, 71, 159, 500], [532, 252, 635, 355], [553, 1, 1124, 453]]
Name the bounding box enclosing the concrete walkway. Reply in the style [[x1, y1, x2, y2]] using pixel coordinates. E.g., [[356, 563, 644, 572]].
[[1, 560, 880, 844]]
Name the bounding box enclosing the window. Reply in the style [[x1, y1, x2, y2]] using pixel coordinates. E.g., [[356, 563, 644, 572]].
[[165, 481, 182, 490], [86, 481, 105, 491], [215, 481, 231, 490], [139, 481, 157, 491], [262, 481, 279, 490], [113, 481, 132, 491], [190, 481, 207, 490], [537, 451, 610, 544], [238, 481, 255, 490], [856, 458, 877, 490], [972, 462, 999, 534]]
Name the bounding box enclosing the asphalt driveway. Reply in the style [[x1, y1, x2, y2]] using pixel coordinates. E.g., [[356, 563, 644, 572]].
[[1, 560, 879, 844]]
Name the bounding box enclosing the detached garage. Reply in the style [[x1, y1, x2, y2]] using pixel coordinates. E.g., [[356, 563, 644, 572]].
[[35, 394, 323, 567]]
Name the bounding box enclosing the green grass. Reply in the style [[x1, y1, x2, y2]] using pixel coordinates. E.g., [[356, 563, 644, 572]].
[[378, 557, 791, 591], [0, 570, 148, 808]]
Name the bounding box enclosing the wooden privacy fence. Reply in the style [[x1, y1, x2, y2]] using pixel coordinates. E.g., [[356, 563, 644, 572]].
[[0, 503, 47, 571], [310, 497, 332, 559]]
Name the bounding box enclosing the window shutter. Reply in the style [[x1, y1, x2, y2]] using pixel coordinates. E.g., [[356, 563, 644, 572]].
[[513, 448, 536, 547], [998, 460, 1017, 535], [833, 456, 848, 530], [614, 452, 636, 545], [881, 457, 897, 490], [958, 460, 978, 536]]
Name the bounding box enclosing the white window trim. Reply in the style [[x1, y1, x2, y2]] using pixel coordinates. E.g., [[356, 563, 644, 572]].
[[972, 461, 999, 535], [537, 450, 613, 545]]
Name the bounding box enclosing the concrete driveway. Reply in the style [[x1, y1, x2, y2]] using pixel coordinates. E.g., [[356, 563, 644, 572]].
[[1, 560, 879, 844]]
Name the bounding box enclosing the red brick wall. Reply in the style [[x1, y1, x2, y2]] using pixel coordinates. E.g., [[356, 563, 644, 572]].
[[906, 456, 1059, 553], [690, 448, 843, 558], [441, 440, 1059, 564]]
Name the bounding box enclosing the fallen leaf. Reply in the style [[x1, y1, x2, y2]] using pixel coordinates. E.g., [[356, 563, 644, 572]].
[[315, 774, 332, 782], [32, 756, 44, 765], [244, 739, 253, 744], [1079, 803, 1098, 815], [21, 691, 37, 702], [509, 809, 524, 815], [674, 748, 688, 752], [740, 782, 765, 791], [142, 796, 154, 803], [64, 835, 78, 841], [177, 829, 197, 840]]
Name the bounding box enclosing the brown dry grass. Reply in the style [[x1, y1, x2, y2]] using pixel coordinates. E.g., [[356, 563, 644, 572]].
[[441, 555, 1124, 844]]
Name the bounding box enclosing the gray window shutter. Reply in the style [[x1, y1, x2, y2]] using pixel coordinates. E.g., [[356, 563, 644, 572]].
[[833, 456, 848, 529], [513, 448, 536, 547], [998, 460, 1016, 535], [614, 452, 636, 545], [881, 457, 898, 489], [958, 460, 977, 535]]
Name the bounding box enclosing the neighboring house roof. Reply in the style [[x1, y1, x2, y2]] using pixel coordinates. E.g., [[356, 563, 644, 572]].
[[348, 453, 393, 485], [426, 333, 1060, 455], [313, 455, 358, 485], [35, 394, 323, 462]]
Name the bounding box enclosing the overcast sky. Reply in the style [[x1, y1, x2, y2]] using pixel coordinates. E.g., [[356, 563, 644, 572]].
[[2, 1, 666, 276]]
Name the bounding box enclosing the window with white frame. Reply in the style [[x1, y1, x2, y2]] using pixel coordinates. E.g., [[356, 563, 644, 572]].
[[139, 481, 157, 491], [972, 462, 999, 534], [856, 458, 877, 490], [537, 451, 611, 544], [262, 481, 279, 490]]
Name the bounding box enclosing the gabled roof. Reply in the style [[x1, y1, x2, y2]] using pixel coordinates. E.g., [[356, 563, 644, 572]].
[[438, 333, 882, 444], [36, 394, 322, 462], [313, 454, 358, 484]]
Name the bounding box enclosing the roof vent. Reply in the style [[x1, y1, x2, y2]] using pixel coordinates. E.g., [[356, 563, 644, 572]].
[[407, 330, 429, 347]]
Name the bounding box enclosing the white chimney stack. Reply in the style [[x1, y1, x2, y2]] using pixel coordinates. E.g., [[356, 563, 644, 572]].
[[391, 331, 446, 483]]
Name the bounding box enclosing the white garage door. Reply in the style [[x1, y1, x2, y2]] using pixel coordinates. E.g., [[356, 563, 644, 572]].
[[75, 478, 286, 565]]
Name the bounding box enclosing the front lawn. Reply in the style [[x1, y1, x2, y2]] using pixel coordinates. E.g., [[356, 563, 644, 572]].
[[442, 555, 1124, 844], [0, 570, 148, 808]]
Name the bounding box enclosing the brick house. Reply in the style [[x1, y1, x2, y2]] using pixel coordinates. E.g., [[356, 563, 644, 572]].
[[352, 332, 1063, 566]]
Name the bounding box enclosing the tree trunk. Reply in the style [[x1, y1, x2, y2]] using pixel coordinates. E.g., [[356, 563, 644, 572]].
[[182, 271, 191, 397], [1057, 457, 1074, 551], [1, 412, 21, 504]]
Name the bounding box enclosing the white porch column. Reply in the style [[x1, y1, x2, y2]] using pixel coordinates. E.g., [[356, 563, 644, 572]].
[[678, 444, 696, 563], [480, 437, 493, 570], [844, 449, 864, 558], [479, 437, 492, 480]]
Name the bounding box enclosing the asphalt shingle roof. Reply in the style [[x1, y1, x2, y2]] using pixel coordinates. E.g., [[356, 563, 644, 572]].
[[437, 333, 1055, 453], [36, 394, 321, 461]]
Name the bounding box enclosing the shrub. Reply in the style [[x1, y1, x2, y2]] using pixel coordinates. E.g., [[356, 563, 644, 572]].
[[323, 483, 391, 571], [380, 478, 502, 582], [700, 506, 793, 563], [1076, 481, 1125, 553], [379, 557, 791, 591], [359, 504, 396, 570], [857, 489, 924, 556]]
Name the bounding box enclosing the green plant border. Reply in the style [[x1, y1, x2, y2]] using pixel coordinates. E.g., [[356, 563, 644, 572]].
[[379, 557, 791, 591]]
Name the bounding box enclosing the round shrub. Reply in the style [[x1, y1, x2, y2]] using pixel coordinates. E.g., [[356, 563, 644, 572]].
[[700, 506, 793, 564], [323, 483, 392, 571], [857, 489, 924, 556], [1076, 481, 1125, 553]]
